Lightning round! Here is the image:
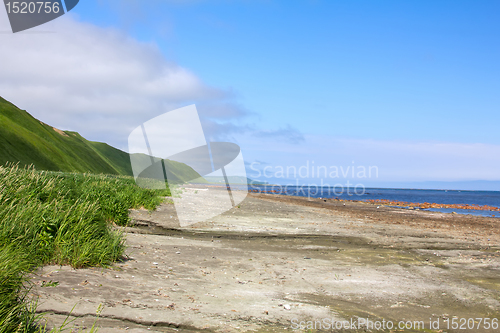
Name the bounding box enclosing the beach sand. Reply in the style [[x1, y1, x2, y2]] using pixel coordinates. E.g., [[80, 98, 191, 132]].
[[32, 192, 500, 332]]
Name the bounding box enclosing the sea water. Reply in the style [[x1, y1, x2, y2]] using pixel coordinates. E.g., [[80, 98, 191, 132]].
[[247, 185, 500, 218]]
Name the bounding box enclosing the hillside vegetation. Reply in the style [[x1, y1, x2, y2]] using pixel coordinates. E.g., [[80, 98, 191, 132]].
[[0, 96, 200, 331], [0, 96, 201, 184], [0, 164, 170, 332]]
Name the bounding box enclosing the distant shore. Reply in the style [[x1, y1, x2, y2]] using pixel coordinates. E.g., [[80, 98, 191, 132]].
[[246, 185, 500, 218]]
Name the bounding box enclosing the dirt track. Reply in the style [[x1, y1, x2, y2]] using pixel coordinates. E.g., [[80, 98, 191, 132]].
[[32, 192, 500, 332]]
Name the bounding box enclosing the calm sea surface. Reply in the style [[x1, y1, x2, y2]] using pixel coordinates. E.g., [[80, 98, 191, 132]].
[[247, 185, 500, 218]]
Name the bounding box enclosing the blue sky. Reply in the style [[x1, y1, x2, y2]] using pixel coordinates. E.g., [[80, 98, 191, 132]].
[[1, 0, 499, 187], [75, 0, 500, 142]]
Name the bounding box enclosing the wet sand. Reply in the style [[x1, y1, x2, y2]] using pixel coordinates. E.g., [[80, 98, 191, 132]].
[[32, 192, 500, 332]]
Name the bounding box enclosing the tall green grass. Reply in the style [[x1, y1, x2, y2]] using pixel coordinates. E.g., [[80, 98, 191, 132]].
[[0, 164, 170, 332]]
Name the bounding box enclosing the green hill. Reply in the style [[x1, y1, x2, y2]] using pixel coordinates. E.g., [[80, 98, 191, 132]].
[[0, 96, 200, 183]]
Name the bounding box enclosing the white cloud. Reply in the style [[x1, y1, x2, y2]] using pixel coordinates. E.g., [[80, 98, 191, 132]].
[[0, 10, 307, 157], [0, 13, 227, 149], [254, 124, 305, 144]]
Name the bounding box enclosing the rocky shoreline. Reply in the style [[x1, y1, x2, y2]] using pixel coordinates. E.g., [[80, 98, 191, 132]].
[[32, 192, 500, 332], [365, 198, 500, 213]]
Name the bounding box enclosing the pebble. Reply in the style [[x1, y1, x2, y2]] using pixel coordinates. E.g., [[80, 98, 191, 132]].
[[284, 304, 291, 310]]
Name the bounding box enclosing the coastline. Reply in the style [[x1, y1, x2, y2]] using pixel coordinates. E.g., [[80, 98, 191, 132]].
[[247, 185, 500, 217], [32, 192, 500, 332], [249, 192, 500, 247]]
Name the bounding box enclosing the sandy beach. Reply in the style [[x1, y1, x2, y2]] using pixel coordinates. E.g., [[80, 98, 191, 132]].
[[32, 192, 500, 332]]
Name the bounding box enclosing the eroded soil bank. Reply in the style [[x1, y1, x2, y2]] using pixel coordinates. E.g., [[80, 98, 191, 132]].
[[32, 192, 500, 332]]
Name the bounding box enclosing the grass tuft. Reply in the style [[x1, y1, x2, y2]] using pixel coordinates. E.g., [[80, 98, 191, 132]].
[[0, 164, 170, 332]]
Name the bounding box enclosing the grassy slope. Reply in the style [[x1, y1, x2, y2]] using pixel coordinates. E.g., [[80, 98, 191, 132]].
[[0, 165, 170, 332], [0, 96, 202, 183], [0, 96, 126, 174]]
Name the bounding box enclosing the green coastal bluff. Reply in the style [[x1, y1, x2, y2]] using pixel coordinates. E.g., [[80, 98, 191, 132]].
[[0, 96, 200, 183]]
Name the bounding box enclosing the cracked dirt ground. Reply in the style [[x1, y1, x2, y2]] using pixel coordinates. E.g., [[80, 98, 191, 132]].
[[32, 192, 500, 332]]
